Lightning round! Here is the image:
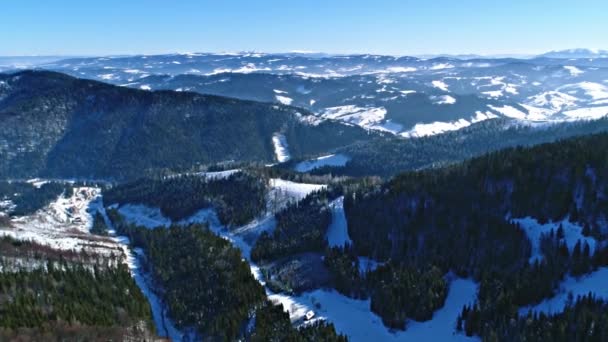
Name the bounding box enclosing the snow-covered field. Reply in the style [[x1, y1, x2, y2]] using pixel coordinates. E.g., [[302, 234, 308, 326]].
[[319, 105, 388, 131], [294, 154, 350, 172], [268, 178, 326, 202]]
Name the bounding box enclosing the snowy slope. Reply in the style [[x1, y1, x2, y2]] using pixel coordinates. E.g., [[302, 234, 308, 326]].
[[272, 133, 291, 162], [0, 187, 124, 256], [326, 196, 352, 248]]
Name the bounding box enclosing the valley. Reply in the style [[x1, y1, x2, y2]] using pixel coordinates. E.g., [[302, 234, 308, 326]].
[[2, 49, 608, 341]]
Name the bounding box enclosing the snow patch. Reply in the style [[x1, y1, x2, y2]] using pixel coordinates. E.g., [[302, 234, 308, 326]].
[[319, 105, 387, 130], [275, 95, 293, 105], [272, 133, 291, 163], [431, 95, 456, 105], [432, 80, 450, 92], [564, 65, 584, 76]]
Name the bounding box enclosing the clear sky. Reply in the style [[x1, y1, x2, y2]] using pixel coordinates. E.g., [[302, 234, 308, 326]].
[[1, 0, 606, 56]]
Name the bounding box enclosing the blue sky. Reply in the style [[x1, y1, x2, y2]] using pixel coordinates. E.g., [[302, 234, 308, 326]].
[[1, 0, 606, 56]]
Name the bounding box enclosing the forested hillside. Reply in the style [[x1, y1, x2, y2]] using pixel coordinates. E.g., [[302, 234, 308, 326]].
[[104, 172, 267, 226], [0, 237, 155, 341], [327, 117, 608, 178], [107, 213, 346, 341], [0, 70, 374, 180], [338, 132, 608, 338]]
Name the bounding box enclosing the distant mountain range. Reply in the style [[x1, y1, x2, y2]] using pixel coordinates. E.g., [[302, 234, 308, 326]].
[[538, 48, 608, 59], [11, 50, 605, 138]]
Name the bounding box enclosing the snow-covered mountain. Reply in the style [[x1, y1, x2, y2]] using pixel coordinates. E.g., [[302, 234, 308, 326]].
[[538, 48, 608, 59], [6, 52, 603, 138]]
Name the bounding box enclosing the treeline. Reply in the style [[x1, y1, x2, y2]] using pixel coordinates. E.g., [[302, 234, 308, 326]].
[[108, 211, 347, 340], [459, 294, 608, 341], [104, 172, 267, 226], [0, 236, 120, 269], [335, 117, 608, 178], [251, 190, 332, 263], [0, 181, 72, 216], [0, 260, 154, 340], [251, 300, 347, 342], [106, 218, 266, 340]]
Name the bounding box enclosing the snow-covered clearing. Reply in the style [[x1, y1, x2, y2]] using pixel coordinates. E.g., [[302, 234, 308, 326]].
[[0, 187, 123, 256], [272, 133, 291, 162], [25, 178, 49, 188], [526, 91, 579, 111], [276, 95, 293, 105], [432, 80, 450, 92], [558, 82, 608, 101], [564, 65, 585, 77], [401, 119, 471, 138], [294, 154, 350, 173], [520, 267, 608, 316], [268, 178, 326, 202], [401, 110, 500, 138], [326, 196, 352, 248], [0, 188, 189, 340], [319, 105, 387, 130], [511, 217, 597, 264], [263, 278, 478, 342], [431, 95, 457, 105], [562, 106, 608, 120]]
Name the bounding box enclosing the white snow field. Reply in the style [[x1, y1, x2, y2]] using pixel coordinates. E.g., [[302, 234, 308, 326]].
[[275, 95, 294, 105], [294, 154, 350, 172], [272, 133, 291, 162], [432, 80, 450, 91], [268, 178, 326, 202], [511, 217, 597, 264], [520, 267, 608, 316], [326, 196, 352, 248], [319, 105, 388, 131]]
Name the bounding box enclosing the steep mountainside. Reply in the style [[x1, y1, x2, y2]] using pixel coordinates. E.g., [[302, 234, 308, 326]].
[[0, 70, 374, 180]]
